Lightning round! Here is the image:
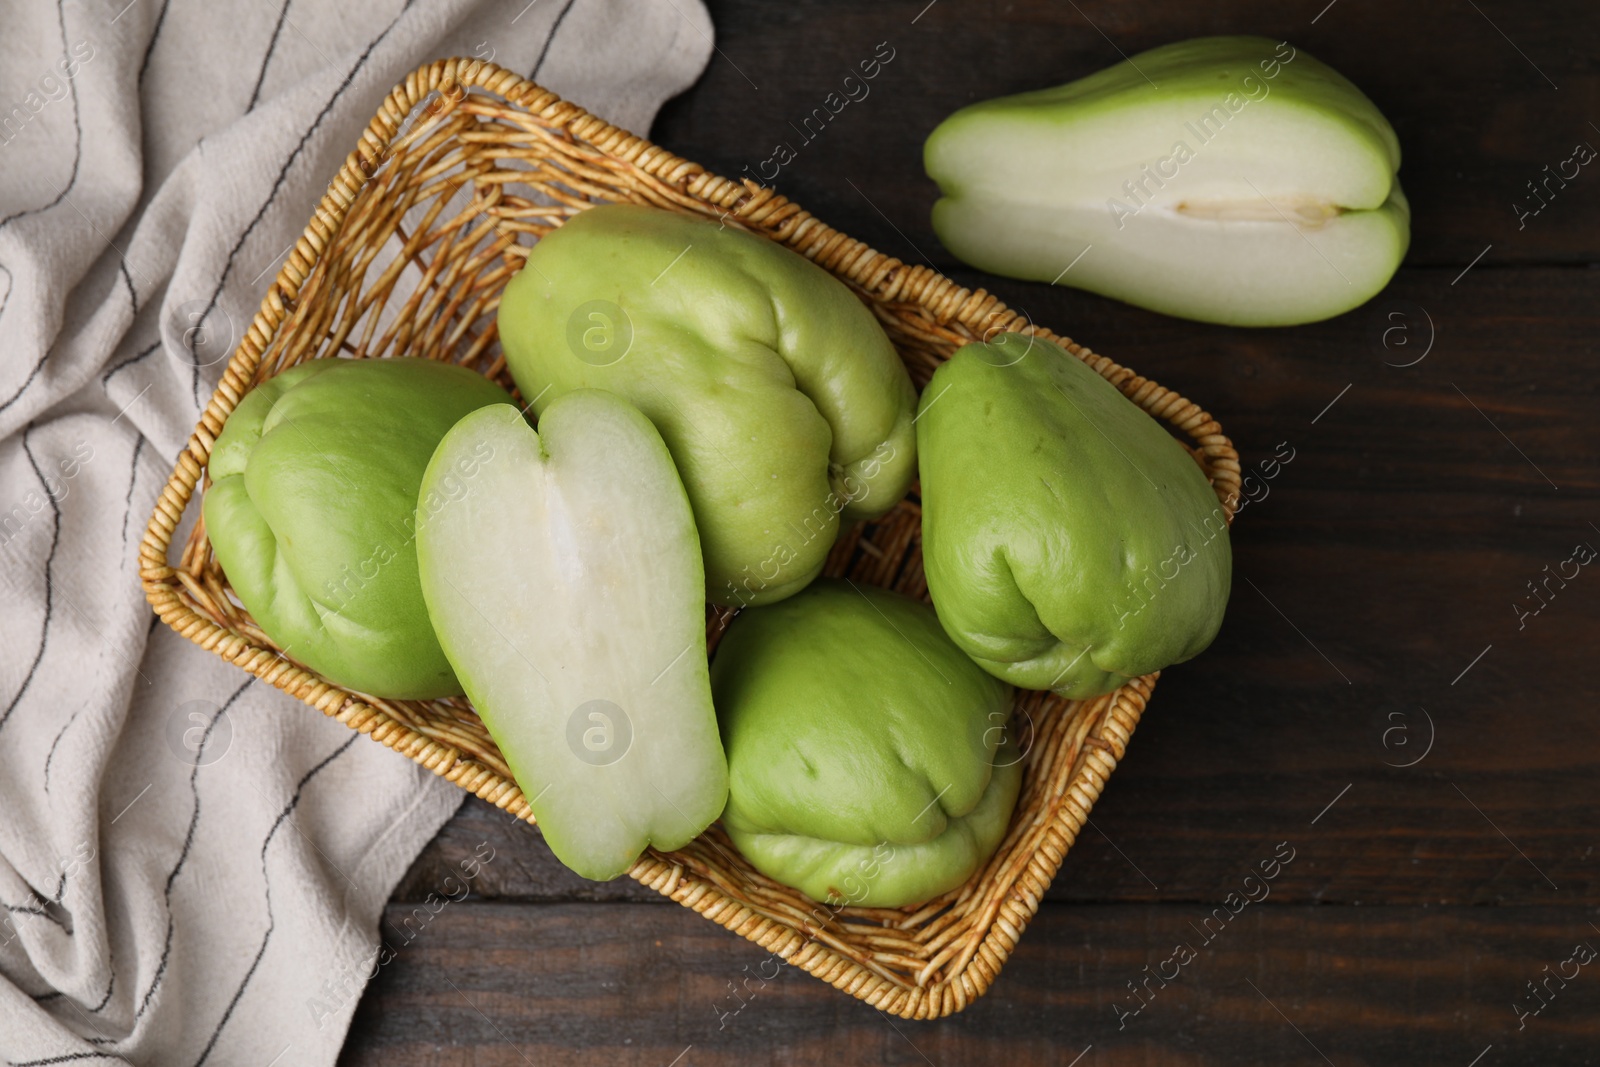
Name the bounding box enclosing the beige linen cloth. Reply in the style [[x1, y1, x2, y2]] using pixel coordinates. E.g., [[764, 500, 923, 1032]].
[[0, 1, 711, 1062]]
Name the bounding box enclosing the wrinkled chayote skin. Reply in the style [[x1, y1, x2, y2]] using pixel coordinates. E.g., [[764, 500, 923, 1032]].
[[203, 358, 512, 699], [713, 579, 1022, 907], [497, 204, 918, 607], [917, 334, 1231, 697]]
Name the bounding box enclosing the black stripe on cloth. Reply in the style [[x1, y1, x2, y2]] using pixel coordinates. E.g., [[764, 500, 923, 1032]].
[[119, 437, 144, 550], [248, 0, 294, 112], [0, 0, 85, 420], [136, 0, 174, 88], [88, 968, 114, 1013], [118, 262, 139, 316], [0, 427, 64, 736], [190, 733, 359, 1067], [41, 708, 77, 792], [100, 339, 161, 388], [5, 900, 68, 931], [0, 0, 81, 233], [132, 677, 255, 1021], [0, 356, 50, 422], [531, 0, 580, 79], [183, 0, 416, 408]]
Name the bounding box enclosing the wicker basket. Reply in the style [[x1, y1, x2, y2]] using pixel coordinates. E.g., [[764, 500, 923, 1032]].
[[139, 58, 1239, 1020]]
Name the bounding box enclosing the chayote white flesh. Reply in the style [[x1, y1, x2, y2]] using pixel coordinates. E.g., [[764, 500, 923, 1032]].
[[926, 36, 1409, 326], [415, 393, 727, 881]]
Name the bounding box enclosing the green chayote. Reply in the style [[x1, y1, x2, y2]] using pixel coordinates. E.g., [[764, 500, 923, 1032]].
[[713, 579, 1021, 907], [497, 204, 918, 607], [203, 358, 512, 698], [925, 36, 1408, 326], [917, 334, 1231, 697], [416, 395, 726, 882]]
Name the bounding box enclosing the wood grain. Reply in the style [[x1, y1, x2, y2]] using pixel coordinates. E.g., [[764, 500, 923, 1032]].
[[339, 902, 1600, 1065]]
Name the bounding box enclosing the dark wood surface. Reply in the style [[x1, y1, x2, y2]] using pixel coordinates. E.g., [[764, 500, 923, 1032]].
[[342, 1, 1600, 1062]]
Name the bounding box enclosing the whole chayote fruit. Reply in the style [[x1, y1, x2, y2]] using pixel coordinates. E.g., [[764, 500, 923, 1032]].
[[713, 579, 1022, 907], [497, 204, 918, 607], [203, 358, 512, 698], [916, 333, 1231, 697]]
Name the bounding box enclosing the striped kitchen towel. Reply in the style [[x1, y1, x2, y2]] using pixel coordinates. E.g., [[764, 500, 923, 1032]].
[[0, 1, 711, 1063]]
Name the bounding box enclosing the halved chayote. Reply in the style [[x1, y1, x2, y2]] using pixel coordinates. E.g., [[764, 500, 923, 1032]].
[[926, 36, 1408, 326], [416, 394, 727, 881]]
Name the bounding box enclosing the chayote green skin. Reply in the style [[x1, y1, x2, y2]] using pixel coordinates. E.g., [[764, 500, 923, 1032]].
[[203, 358, 513, 699], [713, 579, 1022, 907], [917, 334, 1231, 697], [497, 204, 918, 607]]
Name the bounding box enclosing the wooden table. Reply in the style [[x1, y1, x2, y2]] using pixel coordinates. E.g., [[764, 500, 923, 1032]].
[[341, 1, 1600, 1062]]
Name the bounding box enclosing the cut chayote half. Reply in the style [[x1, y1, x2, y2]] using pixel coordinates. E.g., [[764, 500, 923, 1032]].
[[926, 36, 1408, 326], [415, 395, 726, 882]]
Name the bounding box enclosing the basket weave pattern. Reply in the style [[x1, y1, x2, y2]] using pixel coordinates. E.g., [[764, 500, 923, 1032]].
[[139, 59, 1239, 1019]]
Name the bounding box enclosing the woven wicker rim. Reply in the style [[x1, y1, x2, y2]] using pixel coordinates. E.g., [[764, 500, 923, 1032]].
[[139, 58, 1239, 1020]]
